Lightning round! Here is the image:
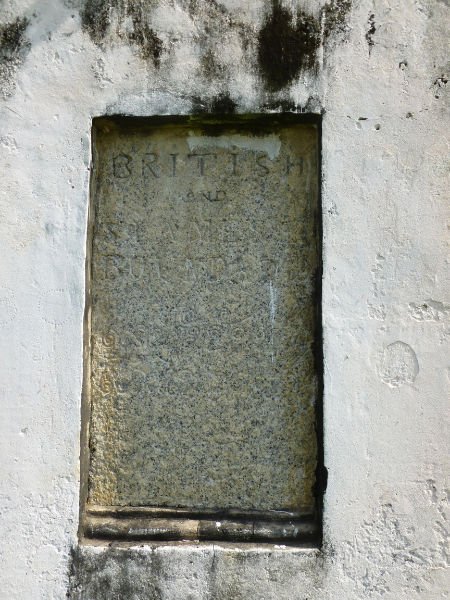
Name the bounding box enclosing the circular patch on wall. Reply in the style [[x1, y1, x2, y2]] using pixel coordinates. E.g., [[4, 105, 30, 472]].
[[379, 341, 419, 387]]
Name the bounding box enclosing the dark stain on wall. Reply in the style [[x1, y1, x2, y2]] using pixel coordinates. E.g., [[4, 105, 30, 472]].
[[0, 17, 29, 55], [127, 4, 163, 65], [0, 16, 31, 98], [191, 92, 237, 114], [67, 546, 165, 599], [261, 96, 322, 113], [257, 2, 320, 92], [80, 0, 163, 67], [322, 0, 352, 40], [192, 1, 256, 90], [262, 98, 301, 112], [432, 73, 448, 98], [366, 13, 376, 54], [68, 544, 320, 600], [257, 0, 352, 92], [80, 0, 352, 93], [80, 0, 112, 41], [201, 48, 227, 81], [210, 92, 237, 113], [80, 0, 353, 94]]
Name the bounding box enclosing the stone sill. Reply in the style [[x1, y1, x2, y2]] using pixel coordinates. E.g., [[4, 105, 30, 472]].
[[83, 506, 319, 545]]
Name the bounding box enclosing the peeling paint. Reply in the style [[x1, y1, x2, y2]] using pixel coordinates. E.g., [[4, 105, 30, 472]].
[[379, 341, 419, 387], [408, 300, 450, 322], [339, 495, 449, 597]]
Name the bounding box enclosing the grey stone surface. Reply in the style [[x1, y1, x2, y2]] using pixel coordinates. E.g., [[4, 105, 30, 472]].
[[88, 118, 319, 512]]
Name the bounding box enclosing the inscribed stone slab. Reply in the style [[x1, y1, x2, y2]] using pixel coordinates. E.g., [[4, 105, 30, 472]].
[[87, 118, 319, 513]]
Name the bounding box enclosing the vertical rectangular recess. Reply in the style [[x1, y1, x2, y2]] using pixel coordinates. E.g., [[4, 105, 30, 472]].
[[81, 114, 322, 543]]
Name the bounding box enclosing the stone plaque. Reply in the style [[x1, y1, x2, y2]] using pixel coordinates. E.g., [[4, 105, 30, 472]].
[[84, 116, 320, 540]]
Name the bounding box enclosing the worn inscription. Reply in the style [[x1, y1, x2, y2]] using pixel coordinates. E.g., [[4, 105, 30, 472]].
[[88, 120, 319, 512], [112, 150, 304, 179]]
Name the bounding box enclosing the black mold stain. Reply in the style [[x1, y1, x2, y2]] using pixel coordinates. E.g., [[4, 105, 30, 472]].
[[80, 0, 112, 41], [188, 0, 229, 23], [191, 95, 208, 114], [263, 98, 301, 112], [210, 92, 237, 114], [366, 13, 376, 54], [257, 2, 320, 92], [67, 546, 164, 599], [0, 17, 29, 55], [433, 74, 448, 98], [201, 48, 227, 81], [81, 0, 353, 96], [322, 0, 352, 40], [0, 16, 31, 98], [257, 0, 352, 91], [262, 95, 322, 113], [188, 0, 254, 44], [192, 2, 255, 87], [191, 92, 237, 114], [127, 5, 163, 66], [80, 0, 163, 68], [303, 94, 323, 113]]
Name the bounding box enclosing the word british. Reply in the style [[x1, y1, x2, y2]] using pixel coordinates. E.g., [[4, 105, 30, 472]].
[[112, 151, 304, 179]]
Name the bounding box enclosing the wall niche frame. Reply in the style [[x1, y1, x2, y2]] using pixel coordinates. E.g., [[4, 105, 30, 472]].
[[80, 113, 324, 546]]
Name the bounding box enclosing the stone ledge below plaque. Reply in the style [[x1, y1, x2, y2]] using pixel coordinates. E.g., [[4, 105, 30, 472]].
[[84, 506, 318, 544]]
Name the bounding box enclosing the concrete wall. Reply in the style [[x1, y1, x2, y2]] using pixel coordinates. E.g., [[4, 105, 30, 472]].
[[0, 0, 448, 598]]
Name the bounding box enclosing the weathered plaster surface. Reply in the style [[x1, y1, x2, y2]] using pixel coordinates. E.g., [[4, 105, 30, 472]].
[[0, 0, 448, 598]]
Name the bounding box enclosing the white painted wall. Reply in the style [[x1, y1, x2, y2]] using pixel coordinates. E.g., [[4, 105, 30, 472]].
[[0, 0, 448, 598]]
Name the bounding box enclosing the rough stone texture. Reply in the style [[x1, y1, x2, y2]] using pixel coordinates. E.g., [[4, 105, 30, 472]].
[[88, 119, 318, 511], [0, 0, 448, 599]]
